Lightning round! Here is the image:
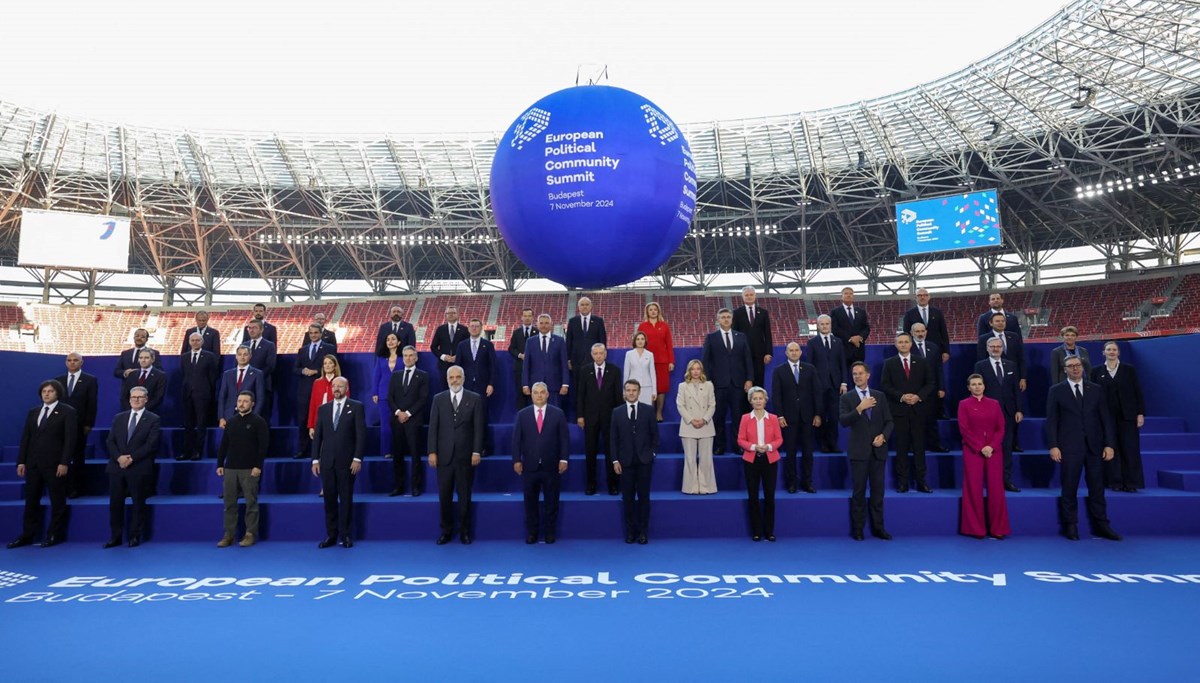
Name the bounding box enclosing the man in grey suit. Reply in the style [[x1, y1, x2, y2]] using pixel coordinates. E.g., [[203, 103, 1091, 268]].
[[839, 362, 894, 541], [310, 377, 366, 548], [428, 366, 486, 545]]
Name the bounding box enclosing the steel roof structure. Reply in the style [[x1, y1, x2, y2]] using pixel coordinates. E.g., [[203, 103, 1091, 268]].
[[1, 0, 1199, 301]]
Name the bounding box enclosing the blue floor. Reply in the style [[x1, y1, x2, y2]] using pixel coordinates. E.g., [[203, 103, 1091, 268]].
[[1, 536, 1197, 682]]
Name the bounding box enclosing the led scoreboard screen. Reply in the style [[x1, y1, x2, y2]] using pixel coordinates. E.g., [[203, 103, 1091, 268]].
[[895, 189, 1002, 257]]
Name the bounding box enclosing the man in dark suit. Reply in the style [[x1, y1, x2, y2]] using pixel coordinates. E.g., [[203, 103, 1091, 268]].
[[375, 305, 416, 356], [428, 366, 486, 545], [387, 346, 430, 496], [121, 349, 167, 412], [56, 352, 97, 499], [430, 305, 470, 384], [565, 296, 607, 380], [830, 287, 870, 368], [456, 319, 497, 454], [179, 309, 222, 356], [902, 289, 950, 364], [881, 333, 936, 492], [701, 308, 753, 454], [243, 303, 278, 346], [976, 312, 1026, 392], [294, 324, 336, 459], [9, 380, 77, 548], [576, 343, 624, 495], [975, 337, 1024, 492], [839, 362, 894, 540], [610, 379, 658, 544], [310, 377, 366, 548], [312, 311, 338, 354], [770, 342, 825, 494], [522, 313, 570, 406], [104, 386, 161, 548], [975, 292, 1023, 340], [909, 322, 948, 453], [180, 332, 220, 461], [807, 314, 848, 452], [243, 319, 278, 418], [1045, 357, 1120, 541], [113, 328, 162, 380], [732, 286, 774, 389], [508, 308, 537, 411], [218, 346, 265, 426], [513, 382, 570, 543]]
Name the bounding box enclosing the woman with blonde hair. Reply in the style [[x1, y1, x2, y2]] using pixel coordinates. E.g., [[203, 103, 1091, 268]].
[[637, 301, 674, 422], [677, 359, 716, 494]]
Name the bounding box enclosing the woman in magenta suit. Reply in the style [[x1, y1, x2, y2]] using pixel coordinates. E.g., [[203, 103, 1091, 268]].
[[957, 373, 1011, 539], [637, 301, 674, 422], [737, 386, 784, 541]]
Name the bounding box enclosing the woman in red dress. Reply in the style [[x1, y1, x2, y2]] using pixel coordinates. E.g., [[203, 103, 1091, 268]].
[[637, 301, 674, 422], [957, 373, 1010, 539]]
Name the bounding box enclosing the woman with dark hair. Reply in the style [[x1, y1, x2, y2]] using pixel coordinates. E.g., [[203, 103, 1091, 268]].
[[372, 333, 403, 458], [957, 373, 1010, 539], [623, 330, 657, 407]]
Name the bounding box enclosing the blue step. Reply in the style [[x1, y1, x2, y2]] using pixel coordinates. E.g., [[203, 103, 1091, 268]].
[[1157, 470, 1200, 491]]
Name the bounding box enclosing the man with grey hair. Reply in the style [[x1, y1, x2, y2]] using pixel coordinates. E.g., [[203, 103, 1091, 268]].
[[732, 286, 773, 389], [807, 314, 848, 452], [180, 309, 221, 355], [104, 386, 161, 548], [311, 377, 366, 548], [55, 352, 97, 498], [180, 332, 220, 461], [428, 365, 486, 545], [566, 296, 607, 383]]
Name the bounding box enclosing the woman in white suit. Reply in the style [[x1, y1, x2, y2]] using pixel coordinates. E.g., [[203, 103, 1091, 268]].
[[623, 331, 657, 406], [677, 359, 717, 494]]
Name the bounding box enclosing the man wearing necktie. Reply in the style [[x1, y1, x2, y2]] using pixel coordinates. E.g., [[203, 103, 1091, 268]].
[[375, 305, 416, 356], [513, 382, 570, 544], [839, 362, 893, 540], [312, 312, 339, 355], [114, 328, 162, 380], [881, 333, 936, 493], [576, 343, 624, 495], [807, 314, 849, 453], [454, 318, 497, 455], [521, 313, 569, 407], [769, 342, 824, 494], [974, 337, 1024, 492], [508, 308, 537, 411], [975, 292, 1023, 341], [387, 347, 430, 496], [180, 332, 220, 461], [732, 286, 774, 389], [55, 352, 98, 499], [179, 310, 222, 356], [427, 366, 486, 545], [243, 319, 278, 420], [430, 306, 470, 390], [120, 349, 166, 413], [242, 303, 278, 346], [901, 289, 951, 364], [566, 297, 608, 393], [218, 346, 265, 428], [909, 322, 949, 452], [9, 380, 77, 549], [610, 380, 658, 544], [701, 308, 754, 455], [294, 324, 336, 459], [830, 287, 870, 369], [311, 377, 366, 549], [104, 386, 161, 548]]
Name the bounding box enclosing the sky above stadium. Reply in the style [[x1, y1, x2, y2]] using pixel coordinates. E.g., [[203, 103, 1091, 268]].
[[6, 0, 1063, 135]]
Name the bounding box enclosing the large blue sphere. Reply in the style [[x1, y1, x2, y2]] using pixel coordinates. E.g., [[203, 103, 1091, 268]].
[[490, 85, 696, 289]]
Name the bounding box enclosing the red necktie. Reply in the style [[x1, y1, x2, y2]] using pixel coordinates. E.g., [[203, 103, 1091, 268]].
[[138, 370, 147, 385], [237, 368, 245, 392], [903, 357, 910, 379], [536, 408, 544, 433]]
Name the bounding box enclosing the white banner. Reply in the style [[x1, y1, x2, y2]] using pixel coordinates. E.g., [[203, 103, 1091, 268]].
[[18, 208, 131, 271]]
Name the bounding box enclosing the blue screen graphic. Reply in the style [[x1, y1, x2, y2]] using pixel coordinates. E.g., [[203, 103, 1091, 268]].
[[895, 189, 1002, 257]]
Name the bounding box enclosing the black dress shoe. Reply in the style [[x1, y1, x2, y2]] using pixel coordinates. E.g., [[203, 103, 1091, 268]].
[[412, 488, 422, 497], [1063, 524, 1080, 541], [1013, 446, 1024, 453], [897, 484, 910, 493], [1093, 526, 1122, 541], [850, 530, 864, 541], [292, 452, 308, 460], [7, 537, 33, 549], [460, 533, 472, 545], [752, 535, 762, 542], [341, 536, 353, 548], [174, 454, 187, 461], [1004, 482, 1021, 493], [318, 537, 337, 548], [607, 488, 619, 496], [801, 483, 817, 494], [584, 486, 596, 496], [872, 528, 893, 540], [545, 534, 556, 544], [929, 446, 950, 453], [387, 489, 404, 497], [766, 535, 776, 542], [127, 537, 141, 548], [786, 484, 798, 494], [188, 454, 201, 461], [39, 536, 60, 548], [916, 483, 933, 494], [624, 534, 635, 544], [436, 534, 452, 545], [636, 533, 648, 545], [102, 538, 122, 549], [525, 534, 537, 544], [67, 491, 81, 500]]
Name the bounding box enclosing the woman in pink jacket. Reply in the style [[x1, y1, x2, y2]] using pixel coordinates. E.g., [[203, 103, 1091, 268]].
[[737, 386, 784, 542], [957, 374, 1011, 539]]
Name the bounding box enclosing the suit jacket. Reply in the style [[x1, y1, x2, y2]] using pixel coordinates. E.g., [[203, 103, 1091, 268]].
[[565, 315, 607, 371], [911, 339, 944, 392], [508, 323, 537, 379], [430, 323, 470, 372], [455, 336, 498, 396], [512, 404, 570, 470], [387, 366, 430, 422], [576, 362, 624, 422], [376, 320, 416, 356], [902, 305, 950, 353], [294, 341, 338, 395], [976, 310, 1022, 340], [806, 334, 847, 392], [731, 305, 773, 363], [105, 409, 161, 476], [179, 326, 222, 355], [242, 321, 278, 346], [700, 328, 753, 389], [311, 398, 367, 468], [18, 402, 77, 467], [218, 366, 266, 421], [737, 412, 784, 464], [427, 390, 486, 466], [676, 381, 716, 438], [1091, 363, 1146, 422], [1044, 380, 1115, 456], [180, 349, 220, 400], [522, 334, 569, 391], [609, 402, 658, 467], [1051, 345, 1093, 385], [976, 331, 1025, 380], [55, 372, 98, 431], [113, 346, 163, 378], [839, 388, 894, 461], [975, 357, 1022, 417], [879, 354, 936, 418], [243, 337, 278, 389], [320, 328, 339, 355], [829, 305, 870, 362], [770, 361, 825, 425], [121, 368, 167, 412]]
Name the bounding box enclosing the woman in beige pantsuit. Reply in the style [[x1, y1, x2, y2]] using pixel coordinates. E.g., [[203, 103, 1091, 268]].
[[677, 359, 717, 494]]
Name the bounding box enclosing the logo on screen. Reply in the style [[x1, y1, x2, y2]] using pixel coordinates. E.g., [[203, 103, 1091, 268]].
[[99, 221, 116, 240], [0, 570, 37, 589], [640, 104, 679, 145], [899, 209, 917, 225], [510, 107, 551, 150]]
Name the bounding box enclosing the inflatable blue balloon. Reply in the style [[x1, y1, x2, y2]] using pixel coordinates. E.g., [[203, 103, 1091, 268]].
[[490, 85, 696, 289]]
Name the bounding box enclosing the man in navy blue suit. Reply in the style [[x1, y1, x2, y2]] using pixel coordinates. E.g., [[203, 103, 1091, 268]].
[[610, 379, 658, 544], [243, 303, 278, 346], [180, 332, 220, 461], [839, 362, 894, 541], [376, 305, 416, 356], [310, 377, 366, 548], [456, 319, 497, 454], [975, 337, 1023, 492], [770, 342, 824, 494], [830, 287, 870, 368], [976, 312, 1026, 392], [807, 314, 847, 452], [294, 324, 337, 459], [909, 321, 948, 452], [243, 319, 277, 418], [512, 382, 570, 544], [522, 313, 569, 406], [1045, 357, 1121, 541], [218, 346, 265, 427], [179, 309, 222, 355], [701, 308, 753, 455], [975, 292, 1023, 340], [104, 386, 161, 548]]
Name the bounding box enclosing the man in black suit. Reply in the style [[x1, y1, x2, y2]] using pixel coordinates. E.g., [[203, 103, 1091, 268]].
[[428, 366, 486, 545], [430, 305, 470, 386], [387, 346, 430, 496], [243, 303, 278, 346], [909, 322, 947, 451], [976, 312, 1026, 392], [701, 308, 754, 455], [513, 382, 570, 543], [565, 296, 607, 380], [310, 377, 366, 548], [9, 380, 77, 548], [179, 309, 222, 356], [121, 349, 167, 412], [770, 342, 824, 494], [610, 379, 658, 544], [732, 286, 774, 389], [113, 328, 162, 380], [312, 311, 338, 354], [294, 324, 336, 459], [508, 308, 537, 411], [1045, 357, 1120, 541], [839, 362, 894, 540], [807, 314, 848, 452], [243, 319, 278, 418], [375, 305, 416, 356], [975, 337, 1024, 492], [830, 287, 870, 368], [576, 343, 624, 495], [56, 352, 97, 499], [901, 289, 950, 364], [104, 386, 161, 548], [881, 333, 936, 492], [180, 332, 220, 461], [975, 292, 1022, 340]]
